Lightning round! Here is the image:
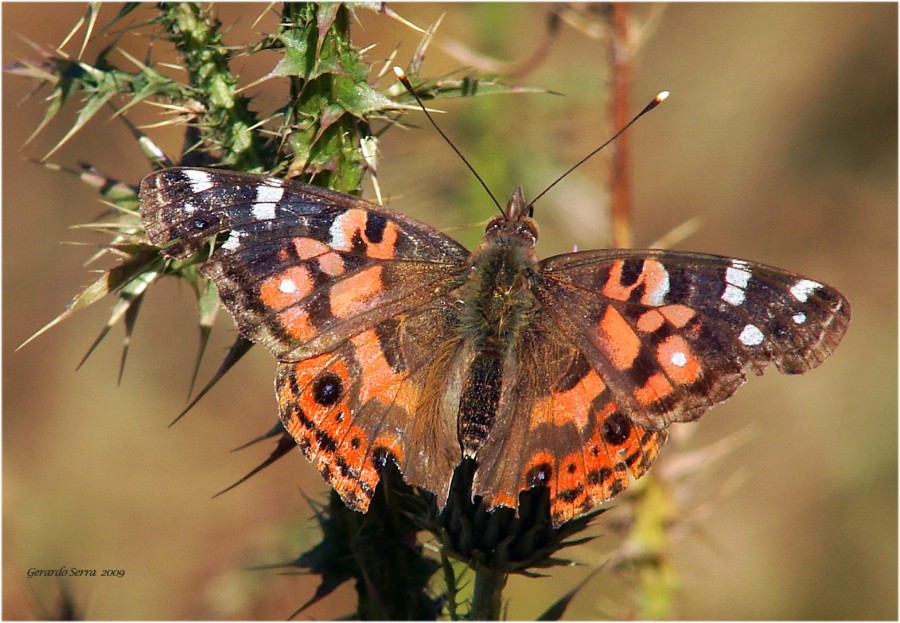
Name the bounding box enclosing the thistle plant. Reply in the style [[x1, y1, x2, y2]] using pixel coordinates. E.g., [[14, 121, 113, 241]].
[[10, 3, 695, 619]]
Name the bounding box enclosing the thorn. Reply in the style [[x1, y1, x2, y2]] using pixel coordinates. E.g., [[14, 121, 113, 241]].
[[213, 431, 296, 498], [169, 337, 253, 427]]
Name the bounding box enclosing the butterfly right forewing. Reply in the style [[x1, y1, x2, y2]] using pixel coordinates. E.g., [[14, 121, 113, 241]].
[[536, 249, 851, 430]]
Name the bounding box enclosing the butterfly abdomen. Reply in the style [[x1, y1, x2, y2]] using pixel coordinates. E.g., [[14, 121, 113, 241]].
[[452, 237, 542, 454]]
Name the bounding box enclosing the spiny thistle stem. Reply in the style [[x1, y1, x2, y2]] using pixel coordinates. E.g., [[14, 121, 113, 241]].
[[158, 3, 271, 170]]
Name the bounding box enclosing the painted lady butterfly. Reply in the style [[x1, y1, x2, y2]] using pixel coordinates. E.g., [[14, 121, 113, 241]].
[[139, 167, 849, 527]]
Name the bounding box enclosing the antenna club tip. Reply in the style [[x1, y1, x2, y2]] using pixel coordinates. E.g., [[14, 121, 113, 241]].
[[392, 66, 408, 81], [656, 90, 670, 102]]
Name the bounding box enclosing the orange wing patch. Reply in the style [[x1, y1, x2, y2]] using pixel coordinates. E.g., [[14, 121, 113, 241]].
[[634, 373, 675, 406], [348, 326, 422, 423], [277, 308, 317, 343], [597, 306, 641, 370], [350, 329, 405, 400], [532, 368, 606, 431], [292, 236, 331, 260], [260, 265, 315, 310], [329, 266, 384, 318], [657, 334, 702, 384], [290, 237, 347, 277], [659, 303, 696, 327], [329, 209, 400, 259]]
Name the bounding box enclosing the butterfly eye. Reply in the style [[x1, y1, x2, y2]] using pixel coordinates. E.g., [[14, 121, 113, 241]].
[[484, 215, 504, 233], [519, 219, 538, 242]]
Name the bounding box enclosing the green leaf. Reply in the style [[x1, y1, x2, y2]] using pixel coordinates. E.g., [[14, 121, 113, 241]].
[[333, 74, 396, 117], [271, 27, 315, 79]]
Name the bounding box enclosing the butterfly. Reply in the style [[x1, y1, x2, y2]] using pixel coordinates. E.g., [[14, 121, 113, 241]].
[[139, 167, 850, 527]]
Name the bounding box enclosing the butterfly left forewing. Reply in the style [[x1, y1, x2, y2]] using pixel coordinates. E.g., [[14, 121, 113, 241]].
[[140, 168, 471, 361], [536, 249, 850, 430]]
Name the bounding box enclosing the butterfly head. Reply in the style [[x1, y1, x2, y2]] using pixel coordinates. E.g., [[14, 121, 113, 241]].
[[484, 186, 539, 249]]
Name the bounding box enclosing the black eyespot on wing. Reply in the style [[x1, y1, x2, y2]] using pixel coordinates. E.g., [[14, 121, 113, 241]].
[[313, 372, 343, 407], [526, 462, 553, 488], [602, 412, 632, 446], [371, 446, 399, 473]]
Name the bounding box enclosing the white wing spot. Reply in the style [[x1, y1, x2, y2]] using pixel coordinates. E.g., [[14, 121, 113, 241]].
[[790, 279, 821, 303], [279, 278, 297, 294], [645, 267, 670, 306], [184, 170, 213, 194], [256, 183, 284, 204], [739, 324, 765, 346], [722, 262, 752, 306], [722, 284, 744, 306], [792, 312, 807, 325], [252, 203, 277, 220], [670, 351, 688, 367], [329, 211, 352, 250], [221, 231, 242, 251]]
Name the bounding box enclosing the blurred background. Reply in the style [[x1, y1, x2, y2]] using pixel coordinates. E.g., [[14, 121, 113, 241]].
[[3, 3, 896, 619]]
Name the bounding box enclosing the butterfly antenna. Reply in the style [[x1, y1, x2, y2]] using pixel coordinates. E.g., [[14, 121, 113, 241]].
[[393, 67, 506, 216], [527, 90, 670, 210]]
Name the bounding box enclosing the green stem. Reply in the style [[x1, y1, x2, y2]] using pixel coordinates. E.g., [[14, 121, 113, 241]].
[[631, 475, 678, 618], [470, 568, 508, 620]]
